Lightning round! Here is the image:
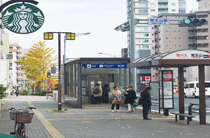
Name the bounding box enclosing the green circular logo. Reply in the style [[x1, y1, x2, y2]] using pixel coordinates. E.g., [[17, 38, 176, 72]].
[[184, 19, 191, 24], [2, 3, 44, 34]]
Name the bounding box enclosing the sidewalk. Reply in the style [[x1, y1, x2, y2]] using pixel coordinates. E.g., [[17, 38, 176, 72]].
[[0, 96, 210, 138]]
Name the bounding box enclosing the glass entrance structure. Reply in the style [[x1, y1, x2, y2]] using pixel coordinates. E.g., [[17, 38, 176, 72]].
[[64, 58, 130, 108]]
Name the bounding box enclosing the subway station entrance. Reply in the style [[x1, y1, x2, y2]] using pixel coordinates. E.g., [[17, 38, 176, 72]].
[[64, 58, 130, 108], [128, 49, 210, 125]]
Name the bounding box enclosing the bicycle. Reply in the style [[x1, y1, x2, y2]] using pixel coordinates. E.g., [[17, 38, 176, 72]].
[[9, 106, 36, 138]]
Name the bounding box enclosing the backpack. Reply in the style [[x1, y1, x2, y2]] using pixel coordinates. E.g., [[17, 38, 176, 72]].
[[93, 88, 100, 94]]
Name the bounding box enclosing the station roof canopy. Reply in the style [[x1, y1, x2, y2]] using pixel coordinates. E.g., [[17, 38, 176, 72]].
[[128, 49, 210, 68]]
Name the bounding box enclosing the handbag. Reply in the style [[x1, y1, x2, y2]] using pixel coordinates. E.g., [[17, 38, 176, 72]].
[[116, 97, 122, 104], [133, 101, 138, 107]]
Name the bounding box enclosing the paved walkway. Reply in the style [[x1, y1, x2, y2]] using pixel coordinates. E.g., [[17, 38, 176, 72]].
[[1, 96, 210, 138]]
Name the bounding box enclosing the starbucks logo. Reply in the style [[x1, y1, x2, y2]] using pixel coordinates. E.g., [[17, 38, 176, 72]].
[[2, 3, 44, 34]]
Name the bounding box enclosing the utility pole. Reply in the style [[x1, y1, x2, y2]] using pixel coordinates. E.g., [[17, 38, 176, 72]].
[[130, 0, 136, 91]]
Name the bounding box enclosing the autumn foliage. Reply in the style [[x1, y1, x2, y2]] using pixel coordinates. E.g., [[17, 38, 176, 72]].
[[16, 41, 58, 93]]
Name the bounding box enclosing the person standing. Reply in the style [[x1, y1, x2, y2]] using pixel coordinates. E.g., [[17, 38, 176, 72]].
[[124, 86, 137, 113], [15, 87, 19, 97], [141, 87, 152, 120], [111, 86, 122, 112], [93, 84, 102, 104], [102, 84, 110, 103]]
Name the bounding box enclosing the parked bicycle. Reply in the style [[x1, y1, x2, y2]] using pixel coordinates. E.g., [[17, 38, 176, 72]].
[[9, 106, 36, 138]]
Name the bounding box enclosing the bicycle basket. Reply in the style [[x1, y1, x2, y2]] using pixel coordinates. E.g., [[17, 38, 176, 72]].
[[9, 110, 16, 120], [14, 113, 34, 123]]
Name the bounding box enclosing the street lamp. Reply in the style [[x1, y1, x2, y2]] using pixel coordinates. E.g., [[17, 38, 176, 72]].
[[44, 32, 75, 111], [62, 32, 90, 102]]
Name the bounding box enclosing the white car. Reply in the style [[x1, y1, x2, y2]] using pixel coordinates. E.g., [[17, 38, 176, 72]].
[[184, 81, 210, 98]]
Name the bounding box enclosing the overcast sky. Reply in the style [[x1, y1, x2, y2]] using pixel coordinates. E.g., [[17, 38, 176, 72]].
[[3, 0, 198, 58]]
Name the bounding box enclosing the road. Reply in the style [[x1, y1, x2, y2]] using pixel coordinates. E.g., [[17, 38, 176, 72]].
[[150, 94, 210, 122]]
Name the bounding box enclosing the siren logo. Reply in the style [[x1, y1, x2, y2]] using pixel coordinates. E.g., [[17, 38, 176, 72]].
[[2, 4, 44, 34]]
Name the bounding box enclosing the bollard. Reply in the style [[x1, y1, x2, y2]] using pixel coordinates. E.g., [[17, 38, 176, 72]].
[[164, 109, 169, 116], [188, 104, 193, 121]]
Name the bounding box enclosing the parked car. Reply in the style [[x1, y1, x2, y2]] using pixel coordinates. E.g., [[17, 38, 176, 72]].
[[184, 81, 210, 98]]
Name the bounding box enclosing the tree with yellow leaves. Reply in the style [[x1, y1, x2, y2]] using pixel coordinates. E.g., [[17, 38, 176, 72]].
[[16, 41, 57, 93]]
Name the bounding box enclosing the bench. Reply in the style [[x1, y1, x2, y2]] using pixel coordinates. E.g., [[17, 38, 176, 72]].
[[170, 112, 195, 125]]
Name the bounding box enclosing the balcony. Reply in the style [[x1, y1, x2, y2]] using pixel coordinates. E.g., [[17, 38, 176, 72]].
[[188, 32, 197, 36], [158, 5, 168, 8], [158, 10, 168, 14], [197, 43, 209, 48], [158, 0, 168, 3], [189, 39, 197, 43]]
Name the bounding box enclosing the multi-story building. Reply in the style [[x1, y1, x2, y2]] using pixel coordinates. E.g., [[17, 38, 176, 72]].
[[126, 0, 186, 89], [151, 0, 210, 83], [9, 43, 23, 87]]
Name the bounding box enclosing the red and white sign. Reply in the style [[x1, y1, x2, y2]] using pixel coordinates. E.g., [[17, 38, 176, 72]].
[[163, 71, 172, 81], [141, 76, 151, 81], [162, 50, 210, 59]]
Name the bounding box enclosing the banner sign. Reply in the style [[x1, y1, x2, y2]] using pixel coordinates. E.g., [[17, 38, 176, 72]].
[[83, 64, 127, 68], [2, 3, 44, 34]]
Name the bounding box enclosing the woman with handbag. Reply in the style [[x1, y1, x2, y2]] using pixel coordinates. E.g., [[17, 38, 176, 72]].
[[111, 86, 122, 112], [124, 86, 137, 113]]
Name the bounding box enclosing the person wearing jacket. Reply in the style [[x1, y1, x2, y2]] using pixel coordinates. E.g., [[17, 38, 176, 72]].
[[111, 86, 122, 112], [93, 84, 102, 104], [141, 87, 152, 120], [124, 86, 137, 113]]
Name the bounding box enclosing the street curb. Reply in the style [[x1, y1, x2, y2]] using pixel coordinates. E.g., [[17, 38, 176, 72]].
[[27, 101, 65, 138]]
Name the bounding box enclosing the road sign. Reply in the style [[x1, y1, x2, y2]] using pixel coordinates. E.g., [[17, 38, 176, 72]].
[[83, 64, 127, 68], [148, 18, 169, 25], [6, 54, 13, 59]]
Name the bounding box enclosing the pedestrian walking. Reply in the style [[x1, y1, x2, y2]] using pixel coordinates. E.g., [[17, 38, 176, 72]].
[[93, 84, 102, 104], [15, 89, 19, 97], [102, 84, 110, 103], [124, 86, 137, 113], [111, 86, 122, 112], [141, 87, 152, 120]]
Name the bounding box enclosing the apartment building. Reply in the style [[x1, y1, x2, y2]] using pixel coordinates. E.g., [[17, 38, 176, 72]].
[[9, 43, 23, 87], [126, 0, 186, 89], [151, 7, 210, 83], [126, 0, 186, 53]]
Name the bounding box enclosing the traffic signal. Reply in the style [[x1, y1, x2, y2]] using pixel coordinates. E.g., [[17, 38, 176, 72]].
[[179, 18, 206, 27], [47, 72, 51, 78]]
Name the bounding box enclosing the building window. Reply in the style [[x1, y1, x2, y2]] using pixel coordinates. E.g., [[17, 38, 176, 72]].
[[166, 37, 169, 39], [179, 45, 182, 47], [179, 37, 181, 39], [175, 45, 177, 47], [172, 3, 175, 6], [9, 47, 13, 49], [179, 9, 185, 13], [151, 15, 156, 18], [142, 46, 149, 49], [166, 30, 169, 32], [151, 3, 155, 6], [179, 30, 181, 32], [172, 9, 176, 12], [175, 37, 177, 39], [138, 15, 148, 19], [139, 3, 148, 7], [139, 9, 148, 14], [174, 30, 176, 32], [179, 2, 186, 8], [151, 9, 155, 12], [139, 27, 149, 32], [142, 39, 149, 43], [166, 45, 169, 47]]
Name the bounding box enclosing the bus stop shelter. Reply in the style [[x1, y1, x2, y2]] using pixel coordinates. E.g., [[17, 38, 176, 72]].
[[128, 49, 210, 125]]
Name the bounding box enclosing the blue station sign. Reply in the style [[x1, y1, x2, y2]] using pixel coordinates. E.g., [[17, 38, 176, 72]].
[[83, 64, 127, 68]]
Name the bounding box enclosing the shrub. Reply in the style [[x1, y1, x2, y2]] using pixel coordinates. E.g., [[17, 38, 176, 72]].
[[0, 84, 6, 99]]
